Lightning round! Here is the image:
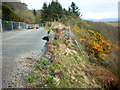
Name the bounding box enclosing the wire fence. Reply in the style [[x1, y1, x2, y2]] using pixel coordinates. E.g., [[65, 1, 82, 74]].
[[0, 19, 45, 32]]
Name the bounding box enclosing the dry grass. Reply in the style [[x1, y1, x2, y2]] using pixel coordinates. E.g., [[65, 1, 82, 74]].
[[105, 22, 118, 27]]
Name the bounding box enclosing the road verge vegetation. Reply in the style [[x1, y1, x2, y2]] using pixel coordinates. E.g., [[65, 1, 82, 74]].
[[24, 22, 119, 88]]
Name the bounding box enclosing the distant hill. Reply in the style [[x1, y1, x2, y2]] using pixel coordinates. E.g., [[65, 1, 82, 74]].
[[88, 18, 118, 22]]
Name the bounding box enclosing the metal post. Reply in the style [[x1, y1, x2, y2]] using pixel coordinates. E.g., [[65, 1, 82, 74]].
[[69, 26, 71, 40], [24, 23, 25, 29], [0, 19, 2, 32], [11, 21, 13, 31], [19, 22, 20, 30]]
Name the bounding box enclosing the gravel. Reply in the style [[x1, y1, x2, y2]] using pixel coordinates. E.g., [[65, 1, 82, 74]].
[[2, 49, 46, 88]]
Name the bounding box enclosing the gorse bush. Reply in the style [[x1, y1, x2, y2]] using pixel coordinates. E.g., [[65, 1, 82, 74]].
[[86, 30, 110, 61], [86, 21, 118, 45], [72, 27, 120, 63]]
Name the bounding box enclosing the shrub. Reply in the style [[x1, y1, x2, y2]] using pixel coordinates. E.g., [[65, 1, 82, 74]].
[[2, 5, 21, 22], [72, 27, 120, 63]]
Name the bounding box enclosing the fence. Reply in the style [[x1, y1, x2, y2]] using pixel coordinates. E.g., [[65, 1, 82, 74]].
[[0, 19, 45, 32]]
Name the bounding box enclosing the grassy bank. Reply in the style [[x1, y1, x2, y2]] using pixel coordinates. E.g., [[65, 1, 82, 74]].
[[24, 22, 119, 88]]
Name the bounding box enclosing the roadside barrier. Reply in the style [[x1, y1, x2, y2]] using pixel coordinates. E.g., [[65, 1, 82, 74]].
[[0, 19, 45, 32]]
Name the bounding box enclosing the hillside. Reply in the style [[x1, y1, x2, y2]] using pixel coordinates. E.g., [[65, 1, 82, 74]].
[[2, 2, 35, 23], [31, 9, 42, 23], [2, 5, 20, 22], [105, 22, 118, 27]]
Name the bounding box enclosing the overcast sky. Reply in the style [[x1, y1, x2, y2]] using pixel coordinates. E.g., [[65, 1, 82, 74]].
[[22, 0, 119, 20]]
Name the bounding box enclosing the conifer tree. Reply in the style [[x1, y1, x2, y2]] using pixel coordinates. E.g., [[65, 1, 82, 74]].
[[41, 2, 48, 22], [33, 9, 36, 16], [69, 2, 81, 16], [41, 1, 63, 22]]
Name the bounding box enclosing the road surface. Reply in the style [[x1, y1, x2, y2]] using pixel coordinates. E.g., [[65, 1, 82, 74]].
[[1, 28, 48, 87]]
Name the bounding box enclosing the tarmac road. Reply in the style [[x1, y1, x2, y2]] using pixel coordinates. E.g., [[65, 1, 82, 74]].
[[1, 28, 48, 87]]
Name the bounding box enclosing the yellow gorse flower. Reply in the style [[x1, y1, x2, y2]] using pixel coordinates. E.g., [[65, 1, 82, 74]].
[[72, 26, 120, 62], [113, 45, 120, 49], [88, 30, 95, 35]]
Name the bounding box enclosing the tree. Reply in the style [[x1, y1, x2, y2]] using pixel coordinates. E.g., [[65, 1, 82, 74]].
[[63, 8, 67, 15], [69, 2, 81, 16], [41, 2, 48, 22], [33, 9, 37, 16], [41, 1, 63, 22], [41, 1, 81, 22]]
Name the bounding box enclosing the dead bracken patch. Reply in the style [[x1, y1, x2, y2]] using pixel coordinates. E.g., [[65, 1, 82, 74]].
[[85, 64, 119, 88]]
